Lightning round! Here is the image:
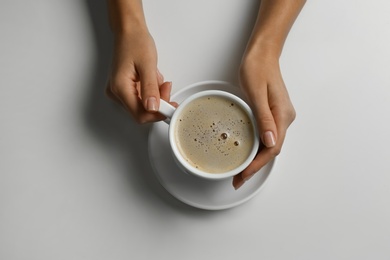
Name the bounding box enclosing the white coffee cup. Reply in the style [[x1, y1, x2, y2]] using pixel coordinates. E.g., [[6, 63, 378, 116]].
[[159, 89, 259, 180]]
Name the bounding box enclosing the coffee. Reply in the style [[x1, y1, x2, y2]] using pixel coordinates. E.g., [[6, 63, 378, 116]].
[[173, 95, 255, 173]]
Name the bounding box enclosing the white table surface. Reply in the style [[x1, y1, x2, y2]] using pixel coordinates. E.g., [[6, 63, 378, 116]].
[[1, 1, 390, 259]]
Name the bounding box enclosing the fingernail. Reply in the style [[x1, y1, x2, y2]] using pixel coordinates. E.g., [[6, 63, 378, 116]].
[[263, 131, 276, 147], [147, 97, 158, 111], [234, 181, 244, 190], [244, 174, 254, 182]]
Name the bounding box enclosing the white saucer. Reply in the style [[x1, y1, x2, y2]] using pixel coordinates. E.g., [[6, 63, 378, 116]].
[[148, 80, 275, 210]]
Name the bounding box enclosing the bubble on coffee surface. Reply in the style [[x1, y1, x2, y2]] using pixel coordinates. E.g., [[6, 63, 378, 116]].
[[174, 96, 255, 173], [221, 133, 228, 140]]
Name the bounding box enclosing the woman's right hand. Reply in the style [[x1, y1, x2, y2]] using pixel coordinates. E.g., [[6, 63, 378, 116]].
[[106, 0, 175, 123], [106, 29, 175, 123]]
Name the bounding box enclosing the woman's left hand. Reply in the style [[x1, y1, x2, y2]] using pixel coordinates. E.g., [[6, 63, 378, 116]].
[[233, 51, 296, 189]]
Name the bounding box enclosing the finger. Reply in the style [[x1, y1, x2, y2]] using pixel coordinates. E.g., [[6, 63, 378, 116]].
[[252, 86, 278, 148], [232, 121, 288, 190], [232, 174, 245, 190], [138, 64, 160, 113], [242, 77, 279, 148], [157, 69, 164, 86], [232, 145, 282, 190], [159, 81, 172, 101], [242, 137, 284, 180], [105, 81, 122, 104], [113, 80, 166, 124], [159, 81, 179, 108]]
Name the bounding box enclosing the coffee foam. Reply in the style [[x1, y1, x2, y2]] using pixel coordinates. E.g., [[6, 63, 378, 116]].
[[174, 96, 255, 173]]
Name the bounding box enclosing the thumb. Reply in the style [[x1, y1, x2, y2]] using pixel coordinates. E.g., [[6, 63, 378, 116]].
[[139, 65, 160, 112], [253, 92, 277, 148]]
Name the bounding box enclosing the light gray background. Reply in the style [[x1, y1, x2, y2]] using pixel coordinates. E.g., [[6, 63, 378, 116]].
[[1, 0, 390, 259]]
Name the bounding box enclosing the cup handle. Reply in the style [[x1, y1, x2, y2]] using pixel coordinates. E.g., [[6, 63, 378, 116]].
[[158, 99, 176, 122]]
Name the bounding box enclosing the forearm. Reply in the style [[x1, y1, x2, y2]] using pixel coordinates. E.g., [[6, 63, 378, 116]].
[[107, 0, 148, 35], [245, 0, 306, 59]]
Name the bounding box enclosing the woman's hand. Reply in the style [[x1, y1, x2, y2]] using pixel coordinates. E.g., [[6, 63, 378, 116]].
[[106, 30, 174, 123], [232, 0, 305, 189], [106, 0, 175, 123], [233, 51, 296, 189]]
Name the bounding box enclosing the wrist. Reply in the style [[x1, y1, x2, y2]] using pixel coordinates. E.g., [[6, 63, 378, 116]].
[[242, 39, 281, 66], [108, 0, 149, 35], [246, 32, 285, 59], [114, 16, 149, 36]]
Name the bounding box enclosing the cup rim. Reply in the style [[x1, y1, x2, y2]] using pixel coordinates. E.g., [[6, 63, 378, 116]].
[[168, 89, 259, 180]]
